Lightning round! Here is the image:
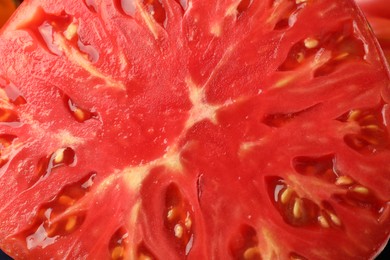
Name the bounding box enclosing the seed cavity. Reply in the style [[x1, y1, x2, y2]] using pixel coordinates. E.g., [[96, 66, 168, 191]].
[[174, 0, 188, 11], [271, 0, 308, 30], [262, 104, 318, 127], [84, 0, 98, 13], [236, 0, 253, 18], [109, 227, 129, 260], [337, 105, 389, 153], [292, 154, 338, 183], [0, 134, 17, 168], [164, 183, 194, 255], [0, 108, 20, 125], [65, 95, 98, 123], [17, 173, 96, 249], [278, 22, 366, 75], [1, 81, 27, 105], [137, 242, 157, 260], [32, 147, 76, 184], [229, 225, 261, 260], [142, 0, 167, 28], [266, 176, 343, 227], [114, 0, 135, 16]]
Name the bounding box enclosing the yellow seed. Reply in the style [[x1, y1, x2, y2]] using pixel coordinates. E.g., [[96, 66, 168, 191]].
[[318, 215, 329, 228], [185, 214, 192, 229], [64, 23, 78, 40], [348, 110, 361, 121], [296, 52, 304, 63], [274, 75, 294, 88], [243, 247, 260, 259], [167, 209, 175, 221], [74, 108, 86, 121], [329, 213, 341, 226], [0, 109, 12, 122], [335, 176, 354, 186], [296, 0, 307, 4], [54, 149, 65, 164], [58, 195, 75, 206], [293, 198, 303, 219], [281, 188, 293, 204], [46, 223, 58, 237], [65, 216, 77, 231], [334, 52, 349, 60], [111, 246, 124, 260], [353, 185, 369, 195], [361, 125, 381, 131], [362, 115, 376, 121], [304, 37, 319, 49], [174, 224, 184, 238], [138, 254, 152, 260]]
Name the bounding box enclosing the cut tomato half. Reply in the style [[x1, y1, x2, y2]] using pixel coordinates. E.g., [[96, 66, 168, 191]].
[[0, 0, 389, 259]]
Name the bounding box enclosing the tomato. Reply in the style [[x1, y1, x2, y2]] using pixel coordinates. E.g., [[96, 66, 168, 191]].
[[0, 0, 16, 27], [0, 0, 389, 259], [356, 0, 390, 63]]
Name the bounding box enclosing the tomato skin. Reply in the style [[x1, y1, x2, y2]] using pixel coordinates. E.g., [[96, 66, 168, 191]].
[[0, 0, 390, 259]]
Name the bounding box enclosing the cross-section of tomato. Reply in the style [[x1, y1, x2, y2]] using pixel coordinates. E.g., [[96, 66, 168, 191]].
[[0, 0, 389, 259]]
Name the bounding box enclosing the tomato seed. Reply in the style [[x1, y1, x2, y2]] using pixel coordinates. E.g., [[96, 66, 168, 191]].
[[184, 213, 192, 229], [58, 195, 75, 206], [318, 215, 329, 228], [304, 37, 319, 49], [111, 246, 124, 260], [0, 108, 19, 123], [136, 242, 157, 260], [229, 225, 260, 260], [65, 216, 78, 231], [63, 22, 78, 41], [329, 212, 341, 226], [280, 188, 293, 204], [293, 198, 304, 219], [109, 227, 129, 260], [66, 96, 98, 123], [174, 224, 184, 238], [243, 246, 261, 260], [0, 134, 16, 148], [352, 185, 370, 195], [335, 176, 354, 186]]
